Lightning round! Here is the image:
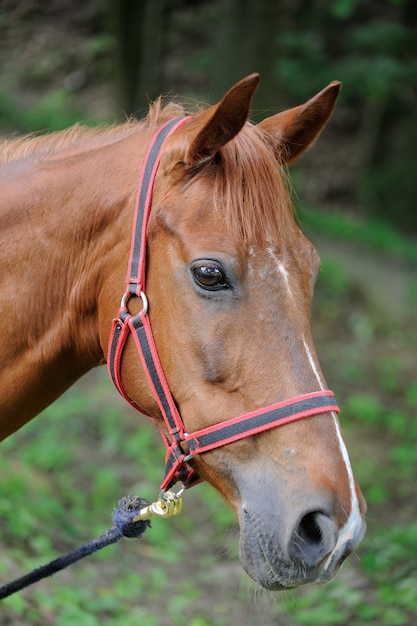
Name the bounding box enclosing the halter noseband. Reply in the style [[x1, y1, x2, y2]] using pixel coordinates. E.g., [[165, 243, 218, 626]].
[[107, 118, 339, 492]]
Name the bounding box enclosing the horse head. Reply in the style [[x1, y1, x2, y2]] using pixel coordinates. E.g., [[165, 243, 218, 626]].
[[104, 74, 366, 589]]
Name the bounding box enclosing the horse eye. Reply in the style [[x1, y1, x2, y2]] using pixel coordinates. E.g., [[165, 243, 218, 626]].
[[191, 262, 229, 291]]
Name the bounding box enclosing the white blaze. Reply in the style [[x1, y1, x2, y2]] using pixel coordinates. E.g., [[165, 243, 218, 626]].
[[302, 337, 363, 568], [264, 244, 363, 568]]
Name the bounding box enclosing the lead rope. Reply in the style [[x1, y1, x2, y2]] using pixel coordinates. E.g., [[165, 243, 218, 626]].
[[0, 490, 183, 600]]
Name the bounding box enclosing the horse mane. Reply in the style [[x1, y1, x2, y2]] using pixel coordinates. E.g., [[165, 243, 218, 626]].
[[0, 99, 185, 165], [0, 98, 294, 244]]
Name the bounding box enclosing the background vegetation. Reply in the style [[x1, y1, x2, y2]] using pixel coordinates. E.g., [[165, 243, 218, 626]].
[[0, 1, 416, 624]]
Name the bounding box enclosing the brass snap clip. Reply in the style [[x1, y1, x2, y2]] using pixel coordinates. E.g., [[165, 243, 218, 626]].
[[132, 489, 183, 522]]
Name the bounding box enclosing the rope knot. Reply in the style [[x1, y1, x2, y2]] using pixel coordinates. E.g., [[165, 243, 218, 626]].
[[113, 495, 151, 538]]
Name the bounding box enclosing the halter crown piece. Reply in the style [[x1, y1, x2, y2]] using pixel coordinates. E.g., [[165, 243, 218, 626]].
[[107, 118, 340, 492]]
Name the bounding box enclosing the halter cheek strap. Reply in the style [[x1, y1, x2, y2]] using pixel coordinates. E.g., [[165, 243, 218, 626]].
[[107, 118, 339, 492]]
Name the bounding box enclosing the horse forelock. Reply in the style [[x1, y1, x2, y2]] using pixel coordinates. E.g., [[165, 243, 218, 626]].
[[179, 122, 296, 248]]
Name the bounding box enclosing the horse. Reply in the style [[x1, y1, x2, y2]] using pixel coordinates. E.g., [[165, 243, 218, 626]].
[[0, 73, 366, 590]]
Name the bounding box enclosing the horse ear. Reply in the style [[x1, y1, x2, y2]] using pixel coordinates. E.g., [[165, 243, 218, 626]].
[[185, 73, 260, 166], [259, 81, 341, 164]]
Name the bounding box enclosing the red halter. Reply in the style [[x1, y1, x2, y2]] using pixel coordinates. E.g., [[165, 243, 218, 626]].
[[107, 118, 339, 492]]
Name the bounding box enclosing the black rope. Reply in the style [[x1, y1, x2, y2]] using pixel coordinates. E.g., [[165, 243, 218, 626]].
[[0, 495, 151, 600]]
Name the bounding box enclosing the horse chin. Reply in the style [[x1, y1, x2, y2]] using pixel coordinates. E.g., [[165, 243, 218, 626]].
[[239, 540, 340, 591], [239, 542, 305, 591]]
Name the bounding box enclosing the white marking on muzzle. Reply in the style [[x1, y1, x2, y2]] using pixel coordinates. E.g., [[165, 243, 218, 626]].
[[303, 338, 362, 568]]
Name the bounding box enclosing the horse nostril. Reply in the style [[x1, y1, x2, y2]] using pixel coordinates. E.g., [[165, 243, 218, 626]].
[[289, 511, 338, 568], [298, 511, 324, 545]]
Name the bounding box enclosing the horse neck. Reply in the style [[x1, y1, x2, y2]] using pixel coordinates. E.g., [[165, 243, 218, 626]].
[[0, 131, 144, 436]]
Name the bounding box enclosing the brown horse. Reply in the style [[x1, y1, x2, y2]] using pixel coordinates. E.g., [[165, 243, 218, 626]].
[[0, 74, 366, 590]]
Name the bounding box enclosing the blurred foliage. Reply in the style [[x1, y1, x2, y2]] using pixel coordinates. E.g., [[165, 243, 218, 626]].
[[268, 0, 417, 231]]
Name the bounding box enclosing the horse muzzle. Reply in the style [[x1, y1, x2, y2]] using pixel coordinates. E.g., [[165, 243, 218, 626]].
[[238, 497, 366, 590]]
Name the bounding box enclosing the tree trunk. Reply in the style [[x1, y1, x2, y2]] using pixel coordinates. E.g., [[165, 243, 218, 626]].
[[108, 0, 167, 117], [212, 0, 282, 120]]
